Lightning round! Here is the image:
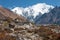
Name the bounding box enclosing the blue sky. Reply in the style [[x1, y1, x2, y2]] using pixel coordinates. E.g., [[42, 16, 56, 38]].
[[0, 0, 60, 8]]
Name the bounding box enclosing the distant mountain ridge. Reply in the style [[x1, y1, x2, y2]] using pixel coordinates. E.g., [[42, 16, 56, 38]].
[[12, 6, 60, 25], [0, 6, 60, 25], [12, 3, 54, 22], [36, 7, 60, 25]]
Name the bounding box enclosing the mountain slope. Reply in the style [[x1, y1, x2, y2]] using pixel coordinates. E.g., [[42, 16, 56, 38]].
[[36, 7, 60, 24], [0, 6, 27, 22]]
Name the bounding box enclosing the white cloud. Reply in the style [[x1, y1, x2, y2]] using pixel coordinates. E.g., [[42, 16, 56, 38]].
[[12, 3, 54, 18]]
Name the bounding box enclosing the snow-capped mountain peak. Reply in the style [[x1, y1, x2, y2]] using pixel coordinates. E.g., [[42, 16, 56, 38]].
[[12, 3, 54, 21]]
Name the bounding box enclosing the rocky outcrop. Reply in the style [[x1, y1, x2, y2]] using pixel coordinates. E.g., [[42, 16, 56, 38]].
[[0, 22, 60, 40]]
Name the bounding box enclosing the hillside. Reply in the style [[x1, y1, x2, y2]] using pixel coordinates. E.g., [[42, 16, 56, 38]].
[[0, 6, 60, 40], [0, 6, 27, 22]]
